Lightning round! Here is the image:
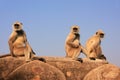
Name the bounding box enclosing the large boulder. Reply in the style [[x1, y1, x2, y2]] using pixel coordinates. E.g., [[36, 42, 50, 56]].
[[0, 56, 26, 80], [43, 57, 108, 80], [0, 56, 119, 80], [0, 56, 66, 80], [83, 64, 120, 80], [6, 60, 66, 80]]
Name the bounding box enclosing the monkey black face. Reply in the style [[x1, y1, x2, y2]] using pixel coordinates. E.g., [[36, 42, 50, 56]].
[[96, 30, 104, 38], [72, 27, 79, 34], [73, 27, 78, 32], [14, 24, 20, 29], [100, 33, 104, 38], [13, 22, 23, 31]]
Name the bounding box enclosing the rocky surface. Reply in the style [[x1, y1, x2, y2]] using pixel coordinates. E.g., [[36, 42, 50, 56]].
[[0, 56, 119, 80], [6, 60, 65, 80], [83, 64, 120, 80], [0, 56, 25, 80], [43, 57, 109, 80]]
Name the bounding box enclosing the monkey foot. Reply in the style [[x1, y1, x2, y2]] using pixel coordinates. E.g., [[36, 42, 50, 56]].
[[99, 55, 106, 60], [76, 58, 83, 63], [38, 58, 46, 63], [26, 60, 31, 63], [32, 57, 46, 63], [89, 57, 96, 60]]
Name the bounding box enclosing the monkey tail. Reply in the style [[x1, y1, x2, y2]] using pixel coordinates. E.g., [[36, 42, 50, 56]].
[[0, 54, 11, 58]]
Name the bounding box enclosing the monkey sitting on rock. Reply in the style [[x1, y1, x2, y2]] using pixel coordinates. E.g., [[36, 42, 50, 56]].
[[65, 25, 88, 62], [0, 21, 46, 62], [85, 30, 106, 60]]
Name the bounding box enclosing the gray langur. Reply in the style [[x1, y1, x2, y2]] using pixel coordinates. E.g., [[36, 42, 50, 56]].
[[85, 30, 106, 60], [0, 21, 46, 62], [65, 25, 87, 62]]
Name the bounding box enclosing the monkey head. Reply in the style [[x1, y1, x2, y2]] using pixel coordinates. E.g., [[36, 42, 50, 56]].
[[96, 30, 104, 38], [71, 25, 80, 34], [13, 21, 23, 31]]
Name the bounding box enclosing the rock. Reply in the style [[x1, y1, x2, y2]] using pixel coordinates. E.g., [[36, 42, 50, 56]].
[[83, 64, 120, 80], [0, 56, 26, 79], [43, 57, 108, 80], [6, 60, 66, 80], [0, 56, 119, 80]]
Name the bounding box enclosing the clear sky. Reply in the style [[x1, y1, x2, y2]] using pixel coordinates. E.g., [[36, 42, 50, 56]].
[[0, 0, 120, 67]]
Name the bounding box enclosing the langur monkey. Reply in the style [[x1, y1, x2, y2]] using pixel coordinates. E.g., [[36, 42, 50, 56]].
[[0, 21, 46, 62], [8, 21, 35, 62], [85, 30, 106, 60], [65, 25, 87, 62]]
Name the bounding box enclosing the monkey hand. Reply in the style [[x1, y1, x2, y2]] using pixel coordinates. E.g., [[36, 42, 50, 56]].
[[76, 58, 83, 63], [99, 54, 106, 60], [10, 52, 16, 57], [89, 57, 96, 60], [72, 44, 79, 48]]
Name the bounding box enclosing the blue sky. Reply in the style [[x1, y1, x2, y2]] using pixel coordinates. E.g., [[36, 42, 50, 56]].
[[0, 0, 120, 67]]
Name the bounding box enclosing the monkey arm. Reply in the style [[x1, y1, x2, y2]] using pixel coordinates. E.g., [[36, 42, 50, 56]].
[[97, 46, 102, 54], [89, 39, 98, 50], [97, 46, 106, 60], [80, 45, 88, 57], [66, 40, 79, 48], [24, 33, 36, 55], [26, 41, 36, 55], [8, 40, 14, 56], [8, 32, 17, 56], [66, 35, 79, 48], [99, 54, 106, 60]]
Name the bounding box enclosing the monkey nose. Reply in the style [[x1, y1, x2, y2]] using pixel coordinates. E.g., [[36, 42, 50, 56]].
[[14, 24, 20, 29], [14, 26, 20, 29]]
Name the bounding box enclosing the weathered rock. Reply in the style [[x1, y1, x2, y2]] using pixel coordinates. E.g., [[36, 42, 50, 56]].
[[0, 56, 26, 79], [6, 60, 66, 80], [43, 57, 108, 80], [83, 64, 120, 80], [1, 56, 119, 80]]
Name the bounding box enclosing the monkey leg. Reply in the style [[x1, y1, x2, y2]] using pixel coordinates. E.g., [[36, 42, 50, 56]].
[[72, 47, 81, 60], [98, 54, 106, 60], [89, 52, 98, 60], [13, 47, 25, 56], [76, 58, 83, 63], [13, 46, 31, 62], [24, 43, 37, 62], [65, 48, 75, 58], [80, 46, 88, 57], [24, 53, 31, 62], [71, 47, 83, 63], [24, 46, 32, 62]]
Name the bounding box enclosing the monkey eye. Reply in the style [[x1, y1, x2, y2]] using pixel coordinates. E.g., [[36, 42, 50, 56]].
[[14, 24, 20, 27], [100, 33, 104, 36]]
